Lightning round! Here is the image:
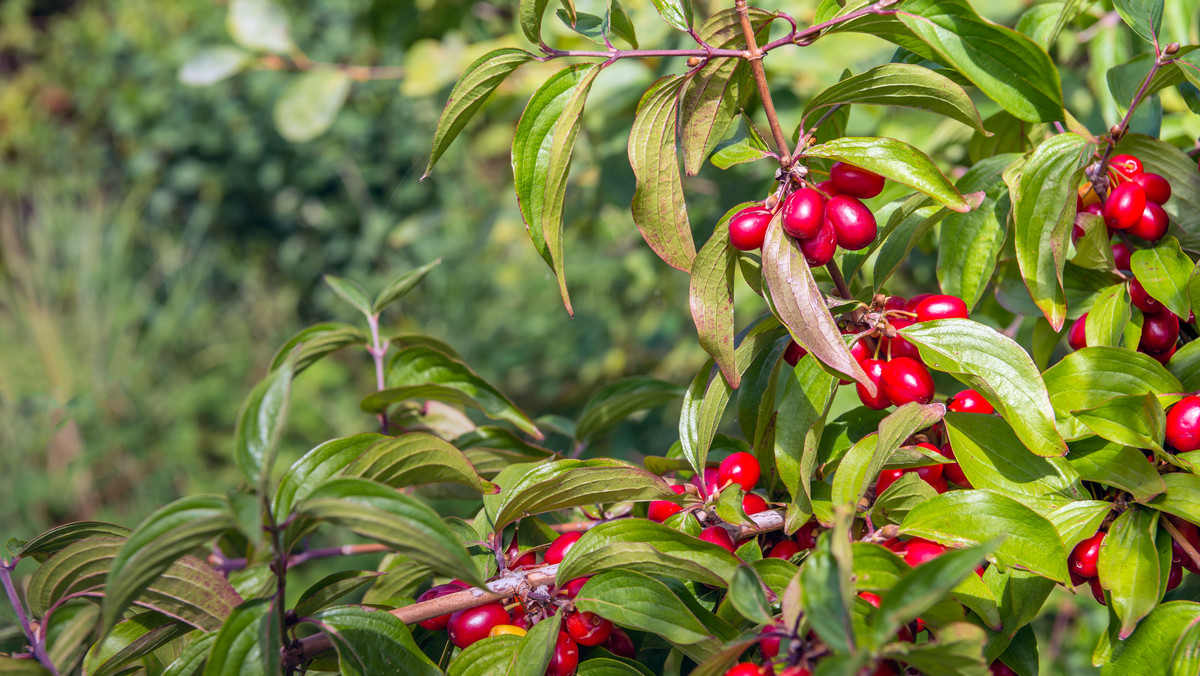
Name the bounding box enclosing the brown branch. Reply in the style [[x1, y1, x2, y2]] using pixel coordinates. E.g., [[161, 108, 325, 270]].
[[734, 0, 792, 168], [1162, 517, 1200, 572]]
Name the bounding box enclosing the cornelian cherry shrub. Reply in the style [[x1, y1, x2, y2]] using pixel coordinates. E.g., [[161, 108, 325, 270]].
[[6, 0, 1200, 674]]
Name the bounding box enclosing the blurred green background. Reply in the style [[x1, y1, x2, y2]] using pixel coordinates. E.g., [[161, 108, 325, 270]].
[[2, 1, 1198, 669]]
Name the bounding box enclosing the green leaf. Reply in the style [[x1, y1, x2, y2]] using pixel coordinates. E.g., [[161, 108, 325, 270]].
[[872, 543, 993, 647], [937, 160, 1015, 309], [556, 519, 738, 588], [1131, 237, 1195, 320], [273, 433, 382, 517], [1099, 506, 1164, 638], [311, 606, 441, 676], [575, 571, 713, 646], [293, 571, 382, 617], [608, 0, 638, 47], [17, 521, 131, 562], [506, 612, 561, 676], [710, 117, 773, 169], [201, 599, 273, 676], [376, 345, 541, 438], [690, 223, 738, 387], [448, 635, 521, 676], [832, 402, 946, 510], [512, 63, 601, 314], [886, 621, 990, 676], [84, 612, 191, 676], [1102, 601, 1200, 676], [1073, 212, 1118, 272], [343, 432, 497, 494], [268, 322, 366, 374], [1113, 0, 1164, 45], [371, 259, 442, 313], [1046, 500, 1112, 553], [457, 427, 557, 477], [296, 478, 483, 586], [901, 319, 1066, 458], [871, 195, 971, 290], [234, 351, 294, 490], [774, 354, 839, 519], [630, 75, 696, 273], [727, 565, 775, 625], [323, 275, 372, 316], [803, 136, 970, 212], [179, 47, 252, 86], [761, 218, 871, 390], [226, 0, 292, 52], [1149, 472, 1200, 524], [519, 0, 553, 43], [1042, 346, 1183, 440], [1065, 437, 1166, 502], [102, 496, 236, 635], [871, 472, 937, 526], [648, 0, 692, 32], [1170, 340, 1200, 391], [737, 336, 788, 450], [493, 459, 673, 530], [1006, 133, 1094, 330], [1072, 393, 1168, 455], [895, 0, 1064, 122], [272, 69, 351, 143], [901, 490, 1070, 583], [802, 63, 985, 134], [800, 517, 856, 654], [576, 658, 655, 675], [576, 377, 684, 442], [1084, 284, 1131, 348], [161, 631, 218, 676]]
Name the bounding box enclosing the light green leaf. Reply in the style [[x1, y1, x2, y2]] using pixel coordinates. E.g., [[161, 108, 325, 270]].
[[273, 69, 351, 142], [311, 605, 441, 676], [372, 259, 442, 313], [872, 543, 993, 647], [648, 0, 693, 32], [1131, 237, 1195, 321], [1113, 0, 1164, 45], [493, 459, 674, 530], [728, 565, 775, 625], [1084, 284, 1131, 348], [1065, 437, 1166, 502], [1102, 601, 1200, 676], [575, 571, 713, 647], [1043, 346, 1182, 440], [802, 63, 985, 133], [803, 136, 970, 211], [1099, 506, 1164, 638], [226, 0, 292, 53], [1072, 393, 1167, 455], [937, 154, 1016, 309], [179, 47, 252, 86], [201, 599, 275, 676], [323, 275, 372, 316], [448, 635, 521, 676], [630, 75, 696, 272], [1149, 473, 1200, 524]]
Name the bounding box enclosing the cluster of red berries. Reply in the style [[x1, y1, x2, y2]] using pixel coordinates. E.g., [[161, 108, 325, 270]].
[[728, 162, 885, 264], [1067, 271, 1192, 365], [1067, 515, 1200, 605], [1076, 154, 1173, 243], [414, 531, 633, 676]]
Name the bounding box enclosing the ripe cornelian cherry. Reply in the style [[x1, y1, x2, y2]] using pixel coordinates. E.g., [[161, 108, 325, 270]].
[[1089, 576, 1106, 605], [565, 610, 613, 646], [1128, 201, 1169, 242], [857, 358, 893, 410], [1129, 278, 1162, 314], [1067, 314, 1088, 351], [1104, 182, 1147, 230], [859, 591, 882, 608], [1134, 172, 1171, 204], [1109, 154, 1144, 181], [545, 532, 582, 565], [904, 541, 946, 566], [560, 576, 590, 599], [794, 520, 820, 549], [779, 668, 813, 676], [728, 206, 773, 251], [782, 188, 826, 239], [881, 357, 936, 405], [947, 388, 994, 414], [758, 627, 782, 657], [1166, 395, 1200, 452], [647, 484, 686, 523], [1112, 242, 1133, 270], [937, 443, 970, 487], [1168, 560, 1184, 591], [743, 491, 769, 515], [784, 340, 808, 366], [602, 627, 636, 658], [546, 631, 580, 676], [990, 661, 1019, 676], [724, 664, 770, 676], [915, 294, 969, 322], [826, 195, 878, 250], [767, 539, 803, 559], [800, 218, 838, 266], [876, 469, 905, 494], [850, 339, 872, 363], [884, 317, 922, 361], [1170, 518, 1200, 574], [719, 451, 761, 491], [699, 525, 738, 553], [1139, 311, 1179, 354], [693, 467, 720, 497], [417, 583, 469, 631], [1070, 531, 1105, 578], [830, 161, 886, 198], [447, 603, 511, 648]]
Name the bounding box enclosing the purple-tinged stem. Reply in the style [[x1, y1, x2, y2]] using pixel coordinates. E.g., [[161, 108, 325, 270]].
[[1, 558, 60, 676]]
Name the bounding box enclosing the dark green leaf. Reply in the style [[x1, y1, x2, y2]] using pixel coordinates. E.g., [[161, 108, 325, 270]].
[[1131, 237, 1195, 320], [630, 75, 696, 272], [556, 519, 738, 587], [201, 599, 273, 676], [1099, 506, 1163, 638], [268, 322, 366, 374], [84, 612, 191, 676], [1102, 601, 1200, 676], [872, 543, 993, 647], [343, 432, 497, 494], [1042, 346, 1182, 440], [1170, 340, 1200, 391], [648, 0, 692, 32], [803, 63, 985, 133], [506, 612, 561, 676], [293, 571, 382, 617], [576, 378, 684, 442], [274, 433, 382, 517], [710, 117, 773, 169], [1065, 437, 1166, 502], [902, 319, 1066, 457], [871, 196, 973, 290], [17, 521, 131, 562], [447, 635, 521, 676], [311, 605, 441, 676], [575, 571, 714, 648], [728, 565, 775, 625], [871, 472, 937, 526], [1114, 134, 1200, 251], [803, 136, 970, 211], [161, 631, 218, 676], [1084, 284, 1131, 348], [576, 657, 656, 675], [832, 402, 946, 510], [1113, 0, 1164, 44], [235, 352, 294, 490], [886, 622, 990, 676], [1072, 393, 1167, 455], [273, 69, 351, 142], [774, 354, 839, 520], [519, 0, 553, 43], [493, 459, 674, 530]]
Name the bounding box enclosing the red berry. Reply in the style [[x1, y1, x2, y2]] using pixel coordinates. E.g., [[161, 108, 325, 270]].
[[904, 541, 946, 566], [884, 317, 922, 362], [830, 161, 886, 199], [1112, 242, 1133, 270], [881, 357, 936, 406], [1134, 172, 1171, 204], [850, 339, 872, 363], [779, 668, 812, 676], [856, 358, 893, 410], [990, 661, 1019, 676], [546, 631, 580, 676], [1171, 518, 1200, 574], [729, 206, 773, 251], [1129, 278, 1162, 314], [814, 179, 841, 198], [1168, 561, 1184, 591], [560, 577, 590, 599], [506, 536, 538, 569], [937, 443, 971, 487], [1089, 576, 1106, 605], [758, 627, 781, 658], [859, 591, 882, 607], [1083, 202, 1104, 217], [545, 532, 583, 565], [1139, 311, 1179, 354], [947, 388, 994, 414], [692, 467, 719, 497], [601, 627, 636, 658], [1152, 344, 1178, 365], [915, 295, 969, 322], [903, 293, 934, 312], [826, 195, 878, 250], [1104, 182, 1147, 230], [699, 525, 738, 553], [724, 663, 770, 676], [799, 218, 838, 266], [784, 340, 808, 366], [1067, 314, 1088, 351], [719, 452, 761, 491], [767, 539, 803, 560], [1109, 154, 1144, 181], [1069, 531, 1105, 579], [794, 520, 820, 550], [743, 492, 769, 515], [417, 583, 468, 631], [648, 485, 686, 523], [782, 188, 827, 239], [1167, 395, 1200, 452], [565, 610, 613, 647], [884, 295, 906, 311], [1128, 201, 1169, 242], [447, 603, 511, 648], [876, 469, 905, 495]]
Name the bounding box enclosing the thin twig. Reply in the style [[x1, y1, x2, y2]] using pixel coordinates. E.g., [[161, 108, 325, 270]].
[[826, 262, 853, 300], [735, 0, 792, 168], [366, 313, 391, 435], [1162, 518, 1200, 571]]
